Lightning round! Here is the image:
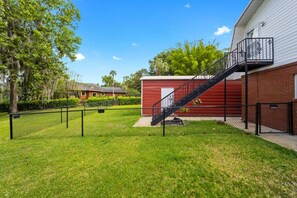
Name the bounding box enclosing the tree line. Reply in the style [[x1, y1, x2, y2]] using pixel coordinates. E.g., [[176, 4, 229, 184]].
[[0, 0, 224, 112], [0, 0, 81, 112], [116, 40, 224, 95]]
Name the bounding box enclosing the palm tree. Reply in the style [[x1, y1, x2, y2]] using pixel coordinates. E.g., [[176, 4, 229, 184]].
[[109, 70, 117, 97]]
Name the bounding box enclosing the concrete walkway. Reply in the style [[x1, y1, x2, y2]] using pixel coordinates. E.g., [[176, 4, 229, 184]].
[[134, 116, 297, 152]]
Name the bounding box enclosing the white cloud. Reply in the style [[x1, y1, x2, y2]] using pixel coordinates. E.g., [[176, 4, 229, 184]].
[[132, 43, 141, 48], [112, 56, 122, 61], [184, 3, 191, 9], [214, 26, 231, 36], [75, 53, 85, 61]]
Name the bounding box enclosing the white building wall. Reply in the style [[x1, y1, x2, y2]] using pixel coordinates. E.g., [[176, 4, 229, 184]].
[[233, 0, 297, 71], [231, 26, 244, 50]]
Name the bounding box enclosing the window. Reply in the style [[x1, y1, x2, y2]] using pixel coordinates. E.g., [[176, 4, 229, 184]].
[[246, 27, 261, 59], [81, 91, 86, 96], [247, 27, 258, 38], [247, 29, 254, 38], [93, 93, 97, 97], [295, 74, 297, 99]]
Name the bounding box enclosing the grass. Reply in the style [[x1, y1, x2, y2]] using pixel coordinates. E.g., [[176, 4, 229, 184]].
[[0, 105, 297, 197]]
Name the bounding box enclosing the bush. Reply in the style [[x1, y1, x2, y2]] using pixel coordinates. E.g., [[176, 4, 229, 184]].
[[0, 98, 80, 112], [46, 98, 80, 109], [117, 96, 141, 105], [18, 100, 44, 111], [86, 97, 117, 107], [0, 102, 9, 112], [0, 96, 141, 112], [86, 96, 141, 107]]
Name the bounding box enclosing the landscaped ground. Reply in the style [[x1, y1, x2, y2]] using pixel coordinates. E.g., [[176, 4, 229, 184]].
[[0, 105, 297, 197]]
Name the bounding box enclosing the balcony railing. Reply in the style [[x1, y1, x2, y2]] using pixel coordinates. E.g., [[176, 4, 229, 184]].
[[237, 37, 274, 64]]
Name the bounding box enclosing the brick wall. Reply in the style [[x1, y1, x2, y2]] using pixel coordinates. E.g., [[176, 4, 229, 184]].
[[242, 62, 297, 134]]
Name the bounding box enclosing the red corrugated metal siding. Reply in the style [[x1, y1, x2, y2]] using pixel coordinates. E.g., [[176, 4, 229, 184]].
[[142, 79, 241, 116]]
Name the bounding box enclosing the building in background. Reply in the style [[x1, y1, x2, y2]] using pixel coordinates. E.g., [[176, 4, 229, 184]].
[[73, 82, 126, 100], [141, 76, 241, 116]]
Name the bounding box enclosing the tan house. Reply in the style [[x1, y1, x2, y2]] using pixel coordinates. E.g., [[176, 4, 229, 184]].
[[73, 82, 126, 100]]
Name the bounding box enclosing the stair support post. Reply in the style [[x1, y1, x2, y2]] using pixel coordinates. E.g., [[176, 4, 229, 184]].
[[162, 108, 166, 137], [244, 51, 248, 129], [224, 78, 227, 122]]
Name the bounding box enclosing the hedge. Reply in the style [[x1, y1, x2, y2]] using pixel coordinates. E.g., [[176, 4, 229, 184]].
[[0, 102, 9, 112], [0, 98, 80, 112], [0, 96, 141, 112], [86, 96, 141, 107], [117, 96, 141, 105], [86, 97, 118, 107]]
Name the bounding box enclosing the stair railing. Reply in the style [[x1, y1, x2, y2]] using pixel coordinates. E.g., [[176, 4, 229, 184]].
[[152, 50, 243, 121]]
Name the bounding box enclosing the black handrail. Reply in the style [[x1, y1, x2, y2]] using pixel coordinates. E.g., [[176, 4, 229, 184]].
[[152, 37, 274, 123], [152, 50, 241, 121]]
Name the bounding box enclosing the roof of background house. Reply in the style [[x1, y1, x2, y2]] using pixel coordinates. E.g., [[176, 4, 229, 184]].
[[74, 82, 126, 93], [140, 75, 241, 80], [101, 87, 126, 93]]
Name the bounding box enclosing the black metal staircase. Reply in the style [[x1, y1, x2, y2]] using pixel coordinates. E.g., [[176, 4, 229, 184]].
[[151, 37, 274, 126]]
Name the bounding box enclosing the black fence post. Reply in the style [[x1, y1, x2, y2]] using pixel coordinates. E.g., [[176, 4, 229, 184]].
[[244, 50, 248, 129], [224, 78, 227, 122], [292, 102, 294, 134], [84, 102, 86, 116], [259, 103, 262, 134], [66, 94, 69, 128], [9, 114, 13, 140], [162, 108, 165, 137], [288, 102, 293, 134], [255, 103, 259, 135], [81, 110, 84, 137]]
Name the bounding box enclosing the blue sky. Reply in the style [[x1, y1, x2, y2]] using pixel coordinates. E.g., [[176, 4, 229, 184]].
[[68, 0, 250, 84]]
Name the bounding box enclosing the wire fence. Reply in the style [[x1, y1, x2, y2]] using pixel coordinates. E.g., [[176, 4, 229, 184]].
[[9, 103, 294, 139]]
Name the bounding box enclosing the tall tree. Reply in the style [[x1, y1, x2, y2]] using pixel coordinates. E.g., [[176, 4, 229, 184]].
[[148, 40, 223, 76], [0, 0, 81, 112], [109, 70, 117, 97], [169, 40, 223, 75], [101, 70, 120, 87], [123, 68, 148, 95], [101, 75, 113, 87], [149, 51, 172, 76]]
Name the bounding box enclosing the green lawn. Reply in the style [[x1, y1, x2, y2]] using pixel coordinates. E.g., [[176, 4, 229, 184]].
[[0, 105, 297, 197]]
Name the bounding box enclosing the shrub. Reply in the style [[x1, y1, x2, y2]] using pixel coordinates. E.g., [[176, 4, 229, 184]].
[[18, 100, 44, 111], [86, 96, 141, 107], [117, 96, 141, 105], [86, 97, 117, 107], [46, 98, 80, 109], [0, 98, 80, 112], [0, 102, 9, 112]]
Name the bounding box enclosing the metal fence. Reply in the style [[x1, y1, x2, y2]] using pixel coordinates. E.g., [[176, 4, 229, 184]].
[[255, 102, 293, 134], [8, 103, 294, 139]]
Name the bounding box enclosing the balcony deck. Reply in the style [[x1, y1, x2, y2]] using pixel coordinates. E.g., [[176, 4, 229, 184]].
[[236, 59, 274, 72], [234, 37, 274, 72]]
